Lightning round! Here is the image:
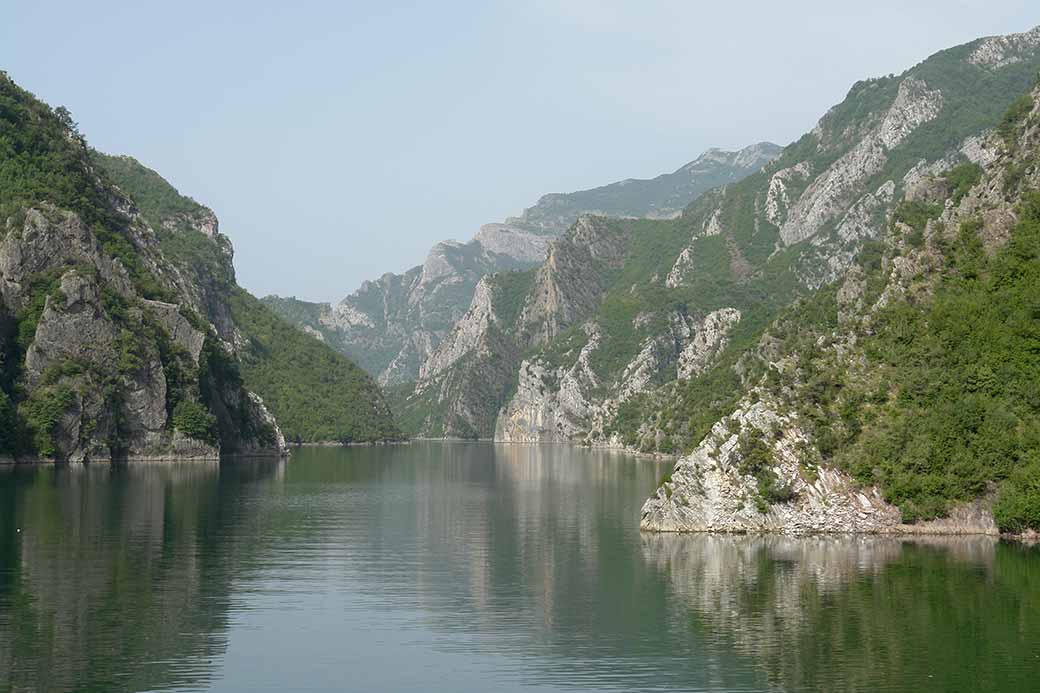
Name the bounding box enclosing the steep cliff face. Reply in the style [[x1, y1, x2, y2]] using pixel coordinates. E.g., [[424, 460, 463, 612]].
[[0, 73, 396, 460], [308, 238, 535, 386], [264, 144, 780, 385], [642, 74, 1040, 535], [393, 266, 535, 438], [499, 26, 1040, 452], [514, 216, 631, 346], [495, 307, 743, 445], [393, 25, 1040, 484]]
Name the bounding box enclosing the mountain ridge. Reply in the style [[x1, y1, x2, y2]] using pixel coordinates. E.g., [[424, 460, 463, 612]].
[[389, 25, 1040, 539], [263, 142, 781, 385], [0, 72, 398, 460]]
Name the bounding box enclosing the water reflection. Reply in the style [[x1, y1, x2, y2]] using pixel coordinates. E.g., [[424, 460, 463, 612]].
[[0, 459, 285, 692], [642, 533, 1040, 692], [1, 445, 1038, 692]]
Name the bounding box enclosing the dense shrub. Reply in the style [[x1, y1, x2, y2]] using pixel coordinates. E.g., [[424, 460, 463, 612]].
[[172, 400, 218, 445]]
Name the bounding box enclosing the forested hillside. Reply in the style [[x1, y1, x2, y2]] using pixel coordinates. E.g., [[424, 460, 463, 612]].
[[0, 72, 397, 459]]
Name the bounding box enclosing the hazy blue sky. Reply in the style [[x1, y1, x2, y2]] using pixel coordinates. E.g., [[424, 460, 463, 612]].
[[4, 2, 1038, 301]]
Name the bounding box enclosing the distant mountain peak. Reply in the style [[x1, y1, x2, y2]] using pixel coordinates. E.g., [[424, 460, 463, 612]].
[[684, 142, 782, 173]]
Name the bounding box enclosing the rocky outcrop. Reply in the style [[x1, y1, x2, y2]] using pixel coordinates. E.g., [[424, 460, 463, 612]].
[[676, 308, 741, 380], [495, 324, 602, 443], [418, 277, 498, 381], [472, 224, 550, 263], [640, 75, 1040, 536], [0, 76, 300, 460], [0, 205, 282, 461], [517, 216, 630, 347], [496, 307, 742, 445], [640, 396, 999, 535], [780, 77, 944, 245], [299, 238, 530, 386], [968, 25, 1040, 69], [143, 299, 206, 363]]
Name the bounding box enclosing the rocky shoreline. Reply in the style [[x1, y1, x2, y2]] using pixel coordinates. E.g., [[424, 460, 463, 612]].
[[636, 398, 1035, 540]]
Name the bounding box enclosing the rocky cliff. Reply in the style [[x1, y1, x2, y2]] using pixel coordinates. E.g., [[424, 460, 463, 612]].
[[481, 25, 1040, 451], [0, 72, 397, 460], [394, 26, 1040, 535], [263, 143, 780, 386], [642, 61, 1040, 536]]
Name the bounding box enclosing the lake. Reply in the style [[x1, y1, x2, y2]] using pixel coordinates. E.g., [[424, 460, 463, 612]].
[[1, 442, 1038, 692]]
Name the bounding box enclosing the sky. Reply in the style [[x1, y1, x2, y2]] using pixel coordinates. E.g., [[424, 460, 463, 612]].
[[3, 2, 1039, 302]]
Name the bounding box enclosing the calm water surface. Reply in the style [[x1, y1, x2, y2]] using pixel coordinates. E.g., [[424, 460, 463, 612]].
[[1, 442, 1038, 692]]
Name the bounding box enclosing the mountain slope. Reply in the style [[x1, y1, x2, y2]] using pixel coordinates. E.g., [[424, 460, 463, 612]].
[[643, 75, 1040, 535], [394, 26, 1040, 457], [92, 153, 399, 445], [0, 72, 396, 460], [263, 143, 780, 386]]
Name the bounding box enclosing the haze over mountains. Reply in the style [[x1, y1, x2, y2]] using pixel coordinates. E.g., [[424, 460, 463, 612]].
[[263, 142, 781, 385]]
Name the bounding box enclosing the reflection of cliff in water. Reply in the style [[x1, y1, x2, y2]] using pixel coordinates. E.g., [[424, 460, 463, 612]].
[[641, 534, 1040, 692], [310, 442, 766, 691], [0, 459, 285, 693]]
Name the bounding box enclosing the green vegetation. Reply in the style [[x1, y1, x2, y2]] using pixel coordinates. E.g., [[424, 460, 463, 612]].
[[171, 400, 218, 446], [1, 71, 398, 456], [736, 428, 796, 512], [0, 74, 115, 233], [605, 45, 1040, 460], [998, 92, 1035, 146], [945, 162, 983, 204], [489, 269, 536, 327], [90, 153, 207, 230], [20, 385, 75, 457], [769, 193, 1040, 530], [91, 152, 236, 291], [229, 288, 399, 443], [893, 200, 942, 233], [86, 103, 399, 447], [893, 200, 942, 247]]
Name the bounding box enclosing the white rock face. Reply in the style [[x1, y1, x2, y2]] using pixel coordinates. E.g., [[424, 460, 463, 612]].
[[247, 392, 287, 452], [765, 162, 811, 227], [781, 78, 944, 246], [968, 26, 1040, 69], [702, 206, 724, 236], [665, 246, 695, 289], [142, 299, 207, 364], [617, 339, 659, 403], [417, 241, 467, 292], [418, 276, 497, 382], [322, 300, 374, 330], [473, 223, 551, 263], [677, 308, 741, 380], [495, 324, 601, 442], [836, 181, 895, 244], [302, 324, 325, 342], [960, 134, 1000, 167], [497, 306, 742, 445]]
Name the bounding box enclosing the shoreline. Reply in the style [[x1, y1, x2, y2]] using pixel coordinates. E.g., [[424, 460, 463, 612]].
[[0, 449, 287, 465], [410, 437, 678, 461], [292, 438, 412, 448], [640, 526, 1039, 544]]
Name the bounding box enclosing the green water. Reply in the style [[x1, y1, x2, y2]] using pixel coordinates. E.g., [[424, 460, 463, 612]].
[[0, 442, 1037, 692]]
